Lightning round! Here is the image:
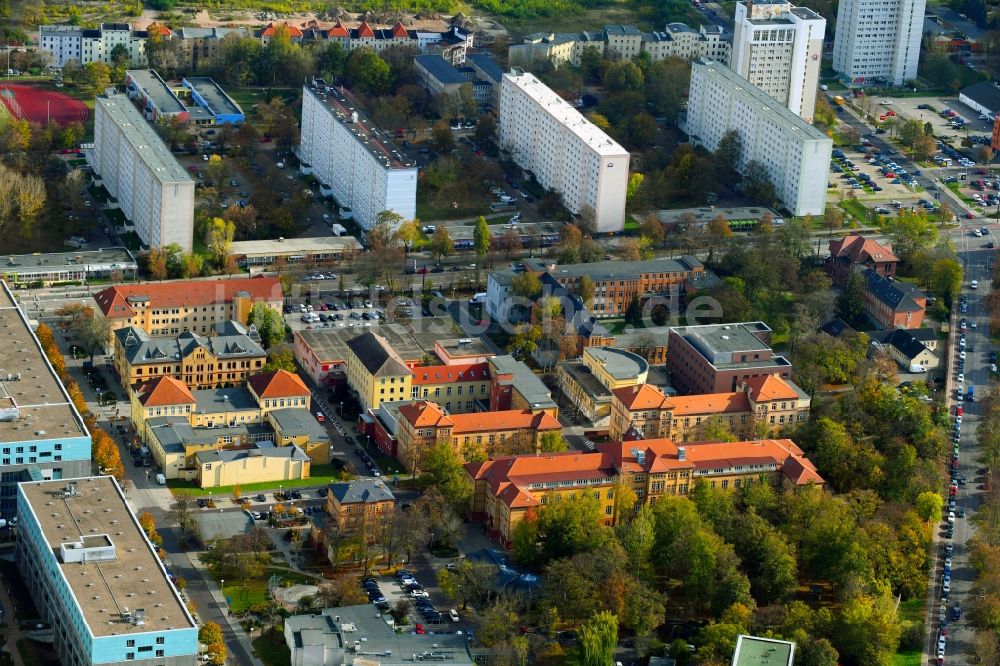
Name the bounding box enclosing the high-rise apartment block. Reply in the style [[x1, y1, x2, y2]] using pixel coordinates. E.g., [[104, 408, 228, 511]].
[[91, 94, 195, 251], [18, 476, 198, 666], [0, 281, 92, 518], [833, 0, 926, 86], [682, 60, 832, 216], [299, 82, 417, 230], [498, 71, 630, 233], [731, 0, 825, 122]]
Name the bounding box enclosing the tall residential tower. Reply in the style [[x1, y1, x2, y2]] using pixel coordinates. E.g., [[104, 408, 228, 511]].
[[833, 0, 926, 86], [731, 0, 826, 122]]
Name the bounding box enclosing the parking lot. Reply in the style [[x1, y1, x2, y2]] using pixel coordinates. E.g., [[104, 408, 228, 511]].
[[829, 146, 926, 204], [885, 95, 993, 141], [361, 570, 460, 629]]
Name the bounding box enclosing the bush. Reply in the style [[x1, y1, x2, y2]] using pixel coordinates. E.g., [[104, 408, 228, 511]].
[[898, 620, 924, 651]]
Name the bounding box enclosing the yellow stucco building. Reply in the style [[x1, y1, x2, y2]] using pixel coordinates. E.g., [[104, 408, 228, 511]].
[[557, 347, 649, 424], [345, 331, 413, 412]]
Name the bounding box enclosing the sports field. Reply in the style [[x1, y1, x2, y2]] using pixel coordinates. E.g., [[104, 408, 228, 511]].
[[0, 84, 89, 125]]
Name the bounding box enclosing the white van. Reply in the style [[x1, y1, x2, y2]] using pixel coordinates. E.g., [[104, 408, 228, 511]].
[[469, 293, 487, 305], [155, 473, 166, 485]]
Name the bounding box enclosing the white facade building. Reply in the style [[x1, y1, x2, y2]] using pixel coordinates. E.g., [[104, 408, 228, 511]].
[[39, 23, 149, 68], [731, 0, 825, 122], [683, 59, 831, 216], [91, 95, 195, 251], [498, 71, 630, 233], [298, 83, 417, 231], [832, 0, 926, 86]]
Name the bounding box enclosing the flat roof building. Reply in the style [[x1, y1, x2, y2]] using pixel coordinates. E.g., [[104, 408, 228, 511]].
[[0, 281, 92, 517], [181, 77, 245, 125], [731, 1, 826, 122], [498, 71, 630, 233], [299, 82, 417, 231], [667, 321, 793, 394], [682, 59, 831, 216], [733, 635, 795, 666], [229, 235, 362, 268], [17, 476, 197, 665], [125, 69, 187, 122], [90, 93, 195, 251], [0, 247, 136, 288]]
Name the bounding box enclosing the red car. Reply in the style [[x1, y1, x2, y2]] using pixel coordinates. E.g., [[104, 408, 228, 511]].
[[187, 165, 198, 172], [415, 623, 425, 634], [956, 406, 963, 416], [967, 212, 975, 219]]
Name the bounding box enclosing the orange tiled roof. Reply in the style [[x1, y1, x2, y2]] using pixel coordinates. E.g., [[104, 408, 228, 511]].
[[744, 375, 800, 402], [135, 376, 196, 407], [328, 21, 350, 37], [247, 369, 310, 399], [94, 277, 282, 319], [464, 450, 618, 507], [357, 21, 375, 37], [391, 21, 409, 38], [611, 384, 672, 411], [412, 362, 490, 386], [402, 401, 560, 434], [668, 391, 750, 416], [262, 22, 303, 37], [829, 233, 899, 265]]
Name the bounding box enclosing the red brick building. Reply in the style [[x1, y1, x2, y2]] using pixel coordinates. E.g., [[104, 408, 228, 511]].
[[860, 269, 926, 330], [826, 233, 899, 285], [666, 322, 792, 395]]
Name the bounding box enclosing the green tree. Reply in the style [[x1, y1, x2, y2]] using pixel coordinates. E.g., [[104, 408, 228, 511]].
[[534, 492, 604, 563], [429, 225, 454, 260], [246, 303, 285, 349], [578, 275, 595, 308], [474, 113, 496, 143], [421, 441, 473, 511], [715, 128, 742, 174], [796, 639, 840, 666], [578, 611, 618, 666], [742, 160, 776, 205], [510, 271, 542, 299], [836, 269, 867, 325], [473, 216, 491, 260], [915, 491, 944, 524], [199, 622, 224, 646], [262, 348, 296, 372], [204, 216, 235, 265], [431, 120, 454, 153], [314, 41, 347, 80], [345, 48, 392, 95], [603, 61, 644, 93], [699, 416, 737, 442], [930, 257, 963, 304], [624, 294, 643, 327], [834, 586, 903, 666], [885, 209, 937, 261], [538, 431, 568, 452], [82, 61, 111, 93]]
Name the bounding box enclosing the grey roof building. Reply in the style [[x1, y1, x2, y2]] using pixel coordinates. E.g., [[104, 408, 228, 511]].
[[960, 81, 1000, 117], [268, 408, 332, 443], [116, 320, 266, 366], [488, 355, 557, 411], [194, 444, 309, 466], [284, 606, 474, 666], [0, 247, 137, 288], [328, 478, 395, 505], [346, 331, 411, 378]]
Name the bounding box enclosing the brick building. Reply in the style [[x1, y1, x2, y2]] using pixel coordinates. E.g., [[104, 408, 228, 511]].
[[666, 322, 792, 394], [861, 268, 927, 329], [826, 233, 899, 285]]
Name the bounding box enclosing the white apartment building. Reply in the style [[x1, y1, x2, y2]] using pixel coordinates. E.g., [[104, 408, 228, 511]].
[[39, 23, 149, 68], [91, 94, 195, 251], [833, 0, 926, 86], [498, 71, 630, 233], [299, 82, 417, 231], [510, 22, 730, 68], [731, 0, 825, 122], [682, 59, 832, 216]]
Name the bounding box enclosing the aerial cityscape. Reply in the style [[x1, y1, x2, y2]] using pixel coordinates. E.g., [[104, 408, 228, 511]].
[[0, 0, 995, 664]]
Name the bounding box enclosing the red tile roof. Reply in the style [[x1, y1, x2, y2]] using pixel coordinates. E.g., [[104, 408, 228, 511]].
[[327, 21, 349, 37], [613, 377, 802, 416], [401, 401, 560, 434], [261, 22, 303, 37], [465, 451, 618, 507], [357, 21, 375, 37], [828, 233, 899, 265], [391, 21, 409, 38], [94, 277, 282, 319], [411, 362, 491, 386], [743, 374, 801, 402], [135, 376, 196, 407], [146, 22, 172, 36], [247, 369, 310, 399]]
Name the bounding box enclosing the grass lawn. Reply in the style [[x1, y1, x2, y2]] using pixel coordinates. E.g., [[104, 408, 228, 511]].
[[623, 215, 640, 233], [898, 598, 924, 622], [168, 462, 346, 498], [253, 627, 291, 666], [415, 201, 488, 222], [227, 88, 299, 121], [892, 651, 922, 666], [840, 199, 869, 222], [220, 569, 317, 614], [499, 0, 650, 39]]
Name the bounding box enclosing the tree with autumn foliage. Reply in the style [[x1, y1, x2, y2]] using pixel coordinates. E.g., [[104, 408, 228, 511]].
[[92, 428, 125, 481], [138, 511, 163, 548]]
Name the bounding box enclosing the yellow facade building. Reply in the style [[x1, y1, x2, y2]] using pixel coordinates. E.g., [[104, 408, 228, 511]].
[[608, 376, 811, 442], [345, 331, 413, 412], [557, 347, 649, 424], [467, 438, 823, 547], [93, 276, 283, 346], [195, 444, 310, 488], [114, 321, 267, 393]]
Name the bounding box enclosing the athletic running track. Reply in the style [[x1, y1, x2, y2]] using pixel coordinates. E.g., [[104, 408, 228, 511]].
[[0, 84, 89, 125]]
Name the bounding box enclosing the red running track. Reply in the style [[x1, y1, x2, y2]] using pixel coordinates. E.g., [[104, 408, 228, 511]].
[[0, 84, 89, 126]]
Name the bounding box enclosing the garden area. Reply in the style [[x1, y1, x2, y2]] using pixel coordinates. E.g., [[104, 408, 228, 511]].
[[168, 462, 348, 498]]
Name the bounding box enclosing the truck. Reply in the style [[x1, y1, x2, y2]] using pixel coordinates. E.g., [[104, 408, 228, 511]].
[[833, 95, 845, 106], [968, 385, 975, 402]]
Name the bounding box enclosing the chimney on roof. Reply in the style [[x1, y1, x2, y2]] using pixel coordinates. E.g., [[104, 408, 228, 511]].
[[677, 446, 686, 461]]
